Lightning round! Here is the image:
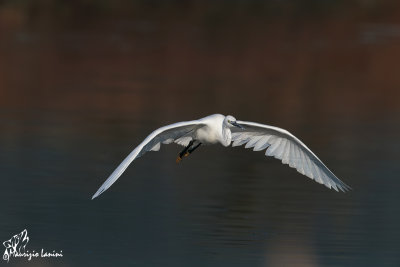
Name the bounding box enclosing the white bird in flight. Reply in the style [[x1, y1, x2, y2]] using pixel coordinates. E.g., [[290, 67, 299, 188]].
[[92, 114, 350, 199]]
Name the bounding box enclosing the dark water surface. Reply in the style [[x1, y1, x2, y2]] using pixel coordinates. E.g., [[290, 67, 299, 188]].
[[1, 1, 400, 266]]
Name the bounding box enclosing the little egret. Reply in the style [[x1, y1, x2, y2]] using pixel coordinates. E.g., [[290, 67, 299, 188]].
[[92, 114, 350, 199]]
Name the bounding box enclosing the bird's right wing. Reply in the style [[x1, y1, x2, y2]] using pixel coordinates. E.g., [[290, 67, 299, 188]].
[[232, 121, 351, 192], [92, 120, 205, 199]]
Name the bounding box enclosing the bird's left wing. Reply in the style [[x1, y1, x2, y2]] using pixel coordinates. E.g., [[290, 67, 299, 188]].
[[231, 121, 350, 192], [92, 120, 205, 199]]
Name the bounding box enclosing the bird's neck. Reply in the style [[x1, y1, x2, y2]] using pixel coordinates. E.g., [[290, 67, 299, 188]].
[[222, 127, 232, 147]]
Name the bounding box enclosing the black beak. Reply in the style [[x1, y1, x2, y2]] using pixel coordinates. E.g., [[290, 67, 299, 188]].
[[232, 121, 244, 129]]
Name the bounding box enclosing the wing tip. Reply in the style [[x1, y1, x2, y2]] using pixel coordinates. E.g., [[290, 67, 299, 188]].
[[333, 180, 352, 193], [91, 192, 99, 200], [91, 187, 106, 200], [341, 183, 352, 192]]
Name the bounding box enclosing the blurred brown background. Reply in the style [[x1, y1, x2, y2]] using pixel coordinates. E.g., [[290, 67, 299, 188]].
[[1, 1, 399, 121]]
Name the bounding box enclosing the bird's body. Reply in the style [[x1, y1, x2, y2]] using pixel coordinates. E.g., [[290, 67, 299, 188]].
[[92, 114, 350, 199], [194, 114, 230, 146]]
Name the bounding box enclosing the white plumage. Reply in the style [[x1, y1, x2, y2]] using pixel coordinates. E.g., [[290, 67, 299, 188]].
[[92, 114, 350, 199]]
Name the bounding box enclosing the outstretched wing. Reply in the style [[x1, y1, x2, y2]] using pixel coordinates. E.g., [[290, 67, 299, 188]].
[[232, 121, 350, 192], [92, 120, 205, 199]]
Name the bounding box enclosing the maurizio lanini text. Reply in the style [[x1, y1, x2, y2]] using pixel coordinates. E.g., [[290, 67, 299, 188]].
[[10, 249, 63, 261]]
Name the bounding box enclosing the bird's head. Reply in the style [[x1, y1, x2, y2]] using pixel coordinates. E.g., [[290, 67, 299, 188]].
[[224, 115, 244, 129]]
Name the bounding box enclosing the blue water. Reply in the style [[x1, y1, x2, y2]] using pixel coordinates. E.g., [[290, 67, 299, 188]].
[[1, 109, 399, 266]]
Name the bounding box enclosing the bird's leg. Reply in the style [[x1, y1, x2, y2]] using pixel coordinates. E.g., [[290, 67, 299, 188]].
[[188, 142, 202, 154], [176, 140, 194, 163], [176, 142, 202, 163]]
